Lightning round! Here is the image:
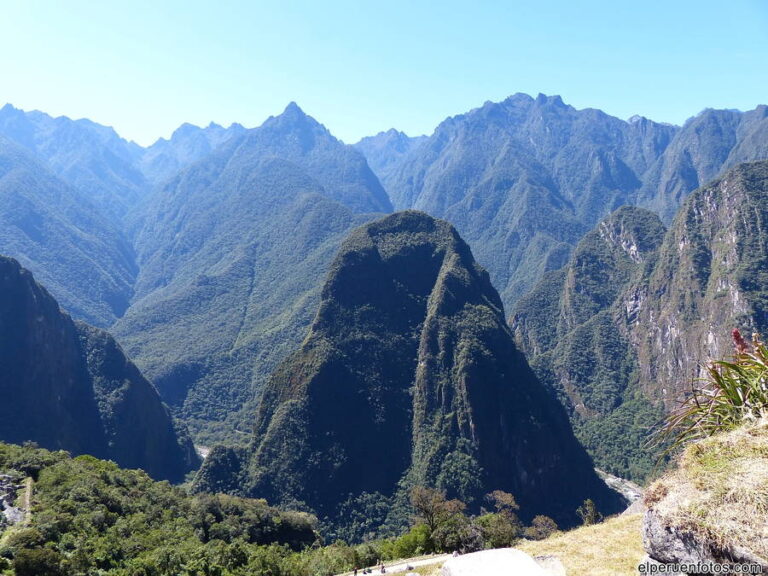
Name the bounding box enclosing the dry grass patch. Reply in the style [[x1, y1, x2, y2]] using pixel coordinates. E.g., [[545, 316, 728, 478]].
[[517, 513, 644, 576], [646, 419, 768, 557]]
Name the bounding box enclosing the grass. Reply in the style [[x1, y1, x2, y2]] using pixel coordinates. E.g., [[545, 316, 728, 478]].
[[517, 513, 645, 576], [645, 419, 768, 557], [373, 514, 646, 576]]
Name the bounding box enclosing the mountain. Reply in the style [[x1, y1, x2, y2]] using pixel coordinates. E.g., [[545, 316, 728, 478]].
[[0, 104, 148, 222], [0, 135, 136, 327], [139, 121, 247, 186], [113, 103, 390, 443], [511, 160, 768, 482], [638, 105, 768, 222], [194, 211, 623, 532], [375, 94, 768, 312], [511, 206, 668, 481], [354, 129, 426, 186], [0, 255, 197, 481]]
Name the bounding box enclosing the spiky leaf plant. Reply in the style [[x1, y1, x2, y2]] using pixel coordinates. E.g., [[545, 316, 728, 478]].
[[658, 330, 768, 451]]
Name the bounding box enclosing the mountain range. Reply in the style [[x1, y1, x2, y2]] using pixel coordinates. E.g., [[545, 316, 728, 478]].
[[112, 103, 390, 442], [368, 94, 768, 310], [1, 93, 767, 460]]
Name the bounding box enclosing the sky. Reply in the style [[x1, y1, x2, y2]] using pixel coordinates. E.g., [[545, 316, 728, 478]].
[[1, 0, 766, 146]]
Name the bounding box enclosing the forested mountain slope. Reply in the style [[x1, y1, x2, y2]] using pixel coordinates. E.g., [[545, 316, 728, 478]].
[[195, 211, 623, 532], [0, 256, 197, 481]]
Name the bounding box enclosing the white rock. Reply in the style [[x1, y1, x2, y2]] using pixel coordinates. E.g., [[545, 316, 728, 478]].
[[440, 548, 552, 576]]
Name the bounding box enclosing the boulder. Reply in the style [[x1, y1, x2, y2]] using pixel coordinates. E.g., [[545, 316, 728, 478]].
[[440, 549, 552, 576]]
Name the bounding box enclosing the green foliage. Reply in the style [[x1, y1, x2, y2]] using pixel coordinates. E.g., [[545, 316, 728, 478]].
[[512, 206, 669, 483], [0, 442, 318, 575], [115, 122, 384, 443], [658, 330, 768, 451], [523, 515, 559, 540], [0, 135, 136, 327], [391, 524, 432, 558], [13, 547, 66, 576], [576, 499, 601, 526]]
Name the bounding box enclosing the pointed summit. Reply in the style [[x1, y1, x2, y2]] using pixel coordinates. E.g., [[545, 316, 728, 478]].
[[282, 100, 305, 116]]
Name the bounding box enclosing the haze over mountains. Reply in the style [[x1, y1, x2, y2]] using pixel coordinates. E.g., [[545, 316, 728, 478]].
[[371, 94, 768, 309], [1, 92, 767, 471]]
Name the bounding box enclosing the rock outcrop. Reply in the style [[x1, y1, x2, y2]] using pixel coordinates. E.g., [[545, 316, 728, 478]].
[[642, 421, 768, 571]]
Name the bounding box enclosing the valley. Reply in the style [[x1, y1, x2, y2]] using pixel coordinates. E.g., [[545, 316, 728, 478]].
[[1, 91, 767, 575]]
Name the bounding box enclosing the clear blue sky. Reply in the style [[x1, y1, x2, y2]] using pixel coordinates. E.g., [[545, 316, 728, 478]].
[[2, 0, 766, 146]]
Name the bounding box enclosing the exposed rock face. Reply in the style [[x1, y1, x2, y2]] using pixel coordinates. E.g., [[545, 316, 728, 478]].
[[511, 206, 668, 481], [0, 473, 24, 530], [643, 509, 768, 569], [512, 161, 768, 482], [629, 161, 768, 409], [642, 422, 768, 571], [0, 256, 197, 481], [195, 211, 622, 528]]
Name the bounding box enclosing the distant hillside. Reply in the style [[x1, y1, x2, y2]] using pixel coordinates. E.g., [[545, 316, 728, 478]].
[[0, 136, 136, 327], [113, 103, 389, 443], [369, 95, 768, 311], [195, 212, 623, 532], [139, 121, 247, 187], [0, 103, 148, 222], [512, 160, 768, 482], [354, 129, 426, 187], [0, 256, 197, 481]]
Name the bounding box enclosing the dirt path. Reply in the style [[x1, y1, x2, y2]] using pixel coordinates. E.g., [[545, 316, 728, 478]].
[[337, 554, 451, 576]]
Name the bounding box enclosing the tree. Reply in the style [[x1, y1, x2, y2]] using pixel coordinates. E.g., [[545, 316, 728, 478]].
[[523, 515, 558, 540], [576, 499, 601, 526], [410, 486, 469, 552], [477, 490, 522, 548]]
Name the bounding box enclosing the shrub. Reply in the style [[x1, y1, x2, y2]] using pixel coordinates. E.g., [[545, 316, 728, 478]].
[[659, 329, 768, 451], [523, 515, 558, 540]]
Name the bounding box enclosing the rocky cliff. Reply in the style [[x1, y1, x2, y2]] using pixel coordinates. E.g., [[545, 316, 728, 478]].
[[512, 161, 768, 482]]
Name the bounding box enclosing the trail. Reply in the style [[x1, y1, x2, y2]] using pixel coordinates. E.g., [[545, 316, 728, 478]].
[[336, 554, 451, 576]]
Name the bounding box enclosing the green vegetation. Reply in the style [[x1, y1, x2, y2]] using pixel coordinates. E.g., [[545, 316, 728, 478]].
[[512, 206, 668, 483], [658, 329, 768, 450], [0, 256, 197, 481], [197, 211, 623, 535], [0, 443, 585, 576], [0, 137, 136, 327], [114, 104, 389, 445]]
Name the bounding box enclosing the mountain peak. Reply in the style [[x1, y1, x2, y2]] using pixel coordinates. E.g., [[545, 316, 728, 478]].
[[195, 210, 623, 530], [282, 101, 307, 118]]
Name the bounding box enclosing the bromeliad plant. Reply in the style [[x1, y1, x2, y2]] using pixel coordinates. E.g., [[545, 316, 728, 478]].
[[658, 329, 768, 451]]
